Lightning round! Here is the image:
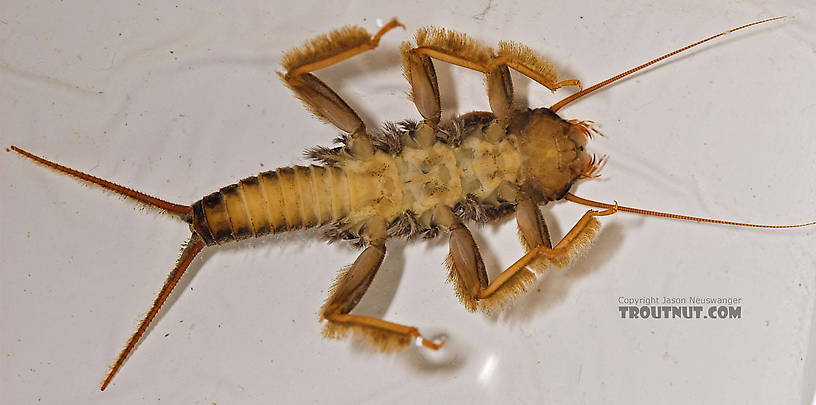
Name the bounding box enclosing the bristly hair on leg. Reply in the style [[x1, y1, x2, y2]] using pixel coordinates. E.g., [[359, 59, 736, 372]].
[[319, 264, 354, 320], [320, 262, 413, 352], [516, 228, 551, 274], [551, 217, 601, 269], [322, 321, 413, 352], [497, 41, 559, 88], [445, 254, 479, 312], [476, 217, 604, 313], [414, 26, 493, 66], [281, 25, 371, 72], [478, 268, 538, 314]]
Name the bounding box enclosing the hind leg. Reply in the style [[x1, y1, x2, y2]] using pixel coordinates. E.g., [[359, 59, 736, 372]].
[[281, 19, 403, 157], [321, 217, 443, 351]]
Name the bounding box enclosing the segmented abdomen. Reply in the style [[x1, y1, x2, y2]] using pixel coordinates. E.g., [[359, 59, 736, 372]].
[[191, 165, 350, 245]]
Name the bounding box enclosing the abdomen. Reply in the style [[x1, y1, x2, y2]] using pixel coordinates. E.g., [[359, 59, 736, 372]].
[[191, 165, 351, 245], [190, 122, 526, 245]]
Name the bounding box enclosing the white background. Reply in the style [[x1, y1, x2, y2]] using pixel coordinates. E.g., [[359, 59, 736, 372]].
[[2, 0, 815, 403]]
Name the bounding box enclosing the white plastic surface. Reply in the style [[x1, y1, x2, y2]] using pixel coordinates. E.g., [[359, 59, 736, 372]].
[[2, 1, 816, 403]]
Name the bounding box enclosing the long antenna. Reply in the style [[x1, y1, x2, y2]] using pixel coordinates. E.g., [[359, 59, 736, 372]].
[[551, 16, 786, 112], [565, 193, 815, 229]]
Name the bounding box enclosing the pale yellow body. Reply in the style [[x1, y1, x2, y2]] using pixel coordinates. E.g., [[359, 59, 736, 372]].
[[210, 124, 523, 241], [192, 108, 590, 247]]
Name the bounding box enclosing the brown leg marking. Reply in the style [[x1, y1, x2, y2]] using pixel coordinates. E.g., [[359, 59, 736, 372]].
[[400, 42, 441, 124], [514, 196, 552, 275], [321, 217, 444, 351], [516, 197, 552, 250], [432, 206, 487, 312]]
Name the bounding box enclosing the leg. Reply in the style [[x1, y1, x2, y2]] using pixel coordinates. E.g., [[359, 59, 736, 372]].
[[516, 196, 552, 250], [402, 27, 580, 123], [281, 19, 403, 157], [480, 205, 617, 298], [493, 41, 581, 92], [436, 202, 616, 312], [400, 41, 442, 125], [433, 206, 489, 312], [401, 28, 493, 124], [514, 195, 552, 274], [321, 217, 443, 351]]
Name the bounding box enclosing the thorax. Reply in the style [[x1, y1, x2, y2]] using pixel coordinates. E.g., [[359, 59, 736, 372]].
[[338, 121, 524, 229]]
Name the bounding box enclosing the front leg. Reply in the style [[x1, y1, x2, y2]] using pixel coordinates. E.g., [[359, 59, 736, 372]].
[[321, 217, 443, 351], [435, 204, 533, 312], [515, 195, 552, 274]]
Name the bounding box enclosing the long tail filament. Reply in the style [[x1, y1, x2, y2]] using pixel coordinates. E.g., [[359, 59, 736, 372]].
[[100, 234, 205, 391], [8, 146, 191, 218]]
